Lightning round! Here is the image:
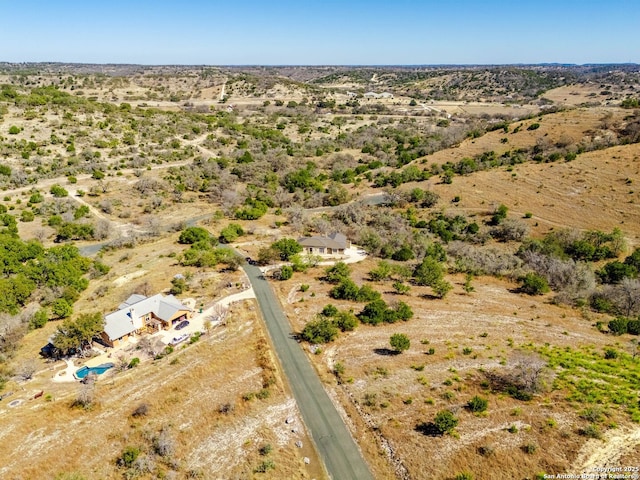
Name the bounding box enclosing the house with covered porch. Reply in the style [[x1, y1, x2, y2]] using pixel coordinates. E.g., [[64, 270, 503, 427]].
[[101, 293, 192, 347], [297, 232, 350, 256]]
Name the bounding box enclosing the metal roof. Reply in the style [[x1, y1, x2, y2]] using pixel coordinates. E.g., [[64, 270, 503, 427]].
[[104, 294, 191, 342]]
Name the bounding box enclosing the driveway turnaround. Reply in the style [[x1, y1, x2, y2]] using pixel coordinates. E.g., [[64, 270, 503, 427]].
[[243, 264, 374, 480]]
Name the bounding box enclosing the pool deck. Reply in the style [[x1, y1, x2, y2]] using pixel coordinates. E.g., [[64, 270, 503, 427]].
[[52, 358, 79, 383], [52, 286, 257, 382]]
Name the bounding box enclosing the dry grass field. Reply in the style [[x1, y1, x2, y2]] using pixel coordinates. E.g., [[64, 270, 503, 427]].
[[417, 108, 628, 168], [0, 298, 325, 480], [428, 142, 640, 243], [274, 254, 640, 479], [1, 64, 639, 480]]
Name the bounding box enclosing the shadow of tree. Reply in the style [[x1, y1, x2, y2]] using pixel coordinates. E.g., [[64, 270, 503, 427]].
[[373, 348, 400, 356], [415, 421, 441, 437]]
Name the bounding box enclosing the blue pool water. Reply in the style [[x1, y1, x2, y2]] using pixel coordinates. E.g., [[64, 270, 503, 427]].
[[75, 362, 115, 379]]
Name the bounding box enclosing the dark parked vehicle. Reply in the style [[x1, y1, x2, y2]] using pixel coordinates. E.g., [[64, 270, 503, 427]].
[[175, 320, 190, 330]]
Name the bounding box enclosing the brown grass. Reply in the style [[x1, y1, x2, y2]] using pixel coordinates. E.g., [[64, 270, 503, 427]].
[[273, 253, 634, 479], [0, 300, 325, 480], [428, 142, 640, 244], [417, 108, 626, 168]]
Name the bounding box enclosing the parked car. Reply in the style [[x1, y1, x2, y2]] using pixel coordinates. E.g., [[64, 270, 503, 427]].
[[170, 333, 189, 346], [175, 320, 190, 330]]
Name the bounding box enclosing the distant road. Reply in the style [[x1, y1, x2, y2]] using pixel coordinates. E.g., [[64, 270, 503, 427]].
[[243, 264, 374, 480]]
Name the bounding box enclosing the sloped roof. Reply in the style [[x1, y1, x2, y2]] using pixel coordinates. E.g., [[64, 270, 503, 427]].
[[155, 295, 190, 321], [104, 293, 192, 342], [104, 308, 140, 342], [118, 294, 147, 310], [328, 232, 347, 245], [298, 232, 348, 250]]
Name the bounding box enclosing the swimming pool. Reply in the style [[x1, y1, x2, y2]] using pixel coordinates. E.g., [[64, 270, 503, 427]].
[[74, 362, 115, 379]]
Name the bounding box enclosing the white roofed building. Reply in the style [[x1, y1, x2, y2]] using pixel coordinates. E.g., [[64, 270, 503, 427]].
[[101, 293, 193, 347]]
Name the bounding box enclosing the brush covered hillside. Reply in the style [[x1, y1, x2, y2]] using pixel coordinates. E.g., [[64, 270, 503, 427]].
[[0, 63, 639, 479]]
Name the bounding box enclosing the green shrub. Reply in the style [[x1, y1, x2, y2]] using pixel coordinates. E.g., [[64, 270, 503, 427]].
[[433, 410, 458, 435], [29, 308, 49, 330], [259, 444, 273, 456], [301, 318, 339, 344], [467, 395, 488, 413], [604, 348, 618, 359], [390, 333, 410, 353], [50, 185, 68, 197], [432, 279, 453, 298], [52, 298, 73, 319], [333, 311, 358, 332], [392, 245, 415, 261], [608, 317, 629, 335], [490, 204, 508, 225], [324, 261, 351, 283], [279, 265, 293, 281], [519, 272, 550, 295], [321, 304, 338, 317], [117, 446, 140, 468], [455, 473, 474, 480], [169, 277, 186, 295], [219, 223, 244, 243], [29, 192, 44, 204], [256, 388, 270, 400], [579, 424, 601, 439], [178, 226, 212, 245], [254, 459, 275, 473], [20, 210, 35, 222]]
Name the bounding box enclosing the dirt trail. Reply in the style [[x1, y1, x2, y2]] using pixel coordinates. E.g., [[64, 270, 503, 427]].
[[570, 426, 640, 472]]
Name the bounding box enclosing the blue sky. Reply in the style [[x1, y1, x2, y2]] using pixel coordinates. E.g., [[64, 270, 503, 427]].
[[0, 0, 637, 65]]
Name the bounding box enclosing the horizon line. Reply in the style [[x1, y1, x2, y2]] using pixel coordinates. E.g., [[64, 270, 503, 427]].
[[1, 61, 639, 69]]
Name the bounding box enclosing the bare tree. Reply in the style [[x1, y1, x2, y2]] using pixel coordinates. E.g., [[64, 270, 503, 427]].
[[94, 219, 111, 240], [73, 377, 96, 409], [15, 359, 38, 381], [510, 353, 549, 393], [285, 206, 306, 233], [616, 278, 640, 317], [311, 217, 331, 236], [99, 199, 112, 214], [134, 281, 153, 297], [491, 218, 529, 242], [33, 228, 47, 242], [145, 215, 162, 237], [115, 354, 130, 372], [153, 426, 176, 458]]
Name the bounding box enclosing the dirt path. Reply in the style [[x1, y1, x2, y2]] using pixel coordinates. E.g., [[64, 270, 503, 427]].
[[570, 426, 640, 473]]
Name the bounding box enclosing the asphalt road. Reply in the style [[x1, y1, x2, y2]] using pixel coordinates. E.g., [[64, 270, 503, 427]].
[[243, 264, 374, 480]]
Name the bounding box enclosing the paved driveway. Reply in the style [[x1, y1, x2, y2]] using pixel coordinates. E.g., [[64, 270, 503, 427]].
[[243, 264, 374, 480]]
